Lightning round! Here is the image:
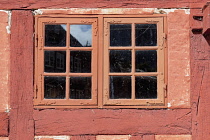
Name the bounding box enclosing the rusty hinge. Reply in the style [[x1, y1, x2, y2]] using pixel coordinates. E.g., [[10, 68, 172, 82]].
[[163, 84, 167, 98]]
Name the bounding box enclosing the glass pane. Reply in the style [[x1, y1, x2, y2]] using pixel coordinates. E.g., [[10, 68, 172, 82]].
[[44, 51, 66, 73], [44, 76, 66, 99], [135, 76, 157, 99], [70, 51, 91, 73], [45, 24, 66, 47], [135, 50, 157, 72], [110, 50, 131, 73], [70, 77, 91, 99], [135, 24, 157, 46], [70, 25, 92, 47], [110, 76, 131, 99], [110, 24, 131, 46]]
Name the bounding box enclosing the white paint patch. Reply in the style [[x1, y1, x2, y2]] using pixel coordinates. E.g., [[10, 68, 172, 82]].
[[5, 105, 10, 113], [35, 8, 190, 15], [35, 136, 70, 140], [167, 103, 172, 108], [6, 11, 11, 34], [99, 8, 154, 14], [35, 8, 155, 15], [91, 109, 95, 114], [33, 9, 43, 15], [0, 10, 11, 34], [185, 62, 190, 76], [154, 8, 190, 14]]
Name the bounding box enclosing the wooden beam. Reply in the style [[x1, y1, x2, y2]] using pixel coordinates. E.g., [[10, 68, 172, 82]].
[[0, 1, 206, 10], [10, 10, 34, 140], [34, 109, 191, 135]]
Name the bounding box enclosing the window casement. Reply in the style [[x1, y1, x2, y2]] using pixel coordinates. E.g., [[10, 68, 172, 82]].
[[34, 15, 167, 108]]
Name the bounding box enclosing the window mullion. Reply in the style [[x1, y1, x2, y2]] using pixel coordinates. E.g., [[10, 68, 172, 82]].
[[131, 23, 135, 100], [65, 23, 70, 100]]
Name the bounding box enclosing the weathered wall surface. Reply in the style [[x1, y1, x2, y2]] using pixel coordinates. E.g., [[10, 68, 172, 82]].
[[0, 11, 10, 112], [0, 11, 10, 139], [32, 8, 192, 139], [36, 8, 191, 109], [167, 10, 191, 108], [0, 0, 207, 140]]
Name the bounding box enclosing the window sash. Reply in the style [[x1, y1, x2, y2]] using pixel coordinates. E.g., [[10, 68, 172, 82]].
[[34, 15, 166, 108], [103, 17, 165, 105]]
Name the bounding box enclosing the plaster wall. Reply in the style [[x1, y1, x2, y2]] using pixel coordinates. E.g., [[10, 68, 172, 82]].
[[0, 1, 208, 139], [0, 11, 10, 111], [36, 8, 191, 108]]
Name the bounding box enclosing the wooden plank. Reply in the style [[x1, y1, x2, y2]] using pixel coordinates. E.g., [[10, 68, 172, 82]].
[[9, 10, 34, 140], [0, 112, 8, 136], [34, 109, 191, 135], [0, 1, 206, 9]]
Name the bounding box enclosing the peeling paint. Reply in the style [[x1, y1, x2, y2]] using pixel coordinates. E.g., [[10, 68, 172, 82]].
[[4, 98, 10, 112], [33, 9, 43, 15], [34, 8, 155, 15], [167, 103, 172, 108], [35, 136, 71, 140], [34, 8, 191, 16], [0, 10, 11, 34], [154, 8, 190, 14], [6, 11, 11, 34]]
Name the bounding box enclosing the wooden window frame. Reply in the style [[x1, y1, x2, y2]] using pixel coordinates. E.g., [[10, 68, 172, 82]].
[[34, 14, 167, 108]]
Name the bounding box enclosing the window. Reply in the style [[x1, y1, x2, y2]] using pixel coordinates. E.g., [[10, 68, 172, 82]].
[[34, 15, 166, 108]]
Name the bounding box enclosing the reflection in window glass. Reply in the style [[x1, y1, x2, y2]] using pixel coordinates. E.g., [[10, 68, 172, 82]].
[[110, 76, 131, 99], [110, 24, 131, 46], [44, 51, 66, 73], [70, 77, 91, 99], [70, 51, 91, 73], [135, 24, 157, 46], [70, 25, 92, 47], [45, 24, 66, 47], [44, 76, 66, 99], [135, 76, 157, 99], [135, 50, 157, 72], [110, 50, 131, 73]]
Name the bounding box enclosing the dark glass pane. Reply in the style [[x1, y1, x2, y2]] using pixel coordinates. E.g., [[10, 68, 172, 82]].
[[70, 25, 92, 47], [110, 50, 131, 73], [44, 76, 66, 99], [135, 24, 157, 46], [110, 24, 131, 46], [110, 76, 131, 99], [44, 51, 66, 73], [70, 51, 91, 73], [70, 77, 91, 99], [135, 76, 157, 99], [135, 50, 157, 72], [45, 24, 66, 47]]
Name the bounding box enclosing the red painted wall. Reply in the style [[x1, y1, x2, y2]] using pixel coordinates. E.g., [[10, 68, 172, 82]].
[[0, 0, 208, 140]]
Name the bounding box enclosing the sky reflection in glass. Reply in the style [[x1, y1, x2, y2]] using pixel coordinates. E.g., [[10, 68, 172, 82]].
[[70, 25, 92, 47]]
